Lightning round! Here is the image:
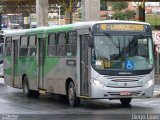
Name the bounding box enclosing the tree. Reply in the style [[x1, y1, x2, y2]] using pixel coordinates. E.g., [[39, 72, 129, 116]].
[[112, 2, 136, 20], [100, 0, 107, 11], [125, 10, 136, 20], [112, 2, 128, 20], [112, 12, 125, 20], [112, 2, 128, 11]]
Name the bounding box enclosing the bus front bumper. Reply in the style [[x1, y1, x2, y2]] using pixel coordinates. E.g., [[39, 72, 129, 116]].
[[89, 80, 154, 99]]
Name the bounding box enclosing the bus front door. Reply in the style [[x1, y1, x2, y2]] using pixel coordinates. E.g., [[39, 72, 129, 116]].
[[80, 35, 89, 96], [38, 38, 45, 90]]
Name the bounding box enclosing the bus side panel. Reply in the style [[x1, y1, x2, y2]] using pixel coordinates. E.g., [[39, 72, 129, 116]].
[[4, 56, 13, 86], [44, 57, 77, 95], [27, 56, 38, 90], [3, 37, 12, 86], [17, 56, 38, 90]]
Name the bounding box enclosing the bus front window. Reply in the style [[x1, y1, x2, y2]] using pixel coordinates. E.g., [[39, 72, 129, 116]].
[[92, 34, 154, 71]]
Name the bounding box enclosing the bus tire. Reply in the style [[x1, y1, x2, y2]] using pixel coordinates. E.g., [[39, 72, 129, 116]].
[[68, 82, 80, 107], [22, 76, 32, 97], [120, 98, 132, 106], [32, 90, 40, 98]]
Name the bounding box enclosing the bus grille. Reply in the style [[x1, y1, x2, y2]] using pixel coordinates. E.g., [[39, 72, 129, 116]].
[[104, 75, 145, 88], [104, 75, 145, 82]]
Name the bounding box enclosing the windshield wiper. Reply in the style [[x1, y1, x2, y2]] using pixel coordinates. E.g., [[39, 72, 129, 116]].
[[104, 33, 119, 48]]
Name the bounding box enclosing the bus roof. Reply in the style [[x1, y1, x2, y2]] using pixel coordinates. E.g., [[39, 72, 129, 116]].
[[3, 20, 151, 37]]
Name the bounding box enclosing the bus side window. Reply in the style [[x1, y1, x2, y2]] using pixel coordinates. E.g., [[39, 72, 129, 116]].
[[19, 36, 28, 56], [29, 48, 36, 56], [28, 35, 36, 57], [67, 31, 77, 57], [6, 47, 11, 56], [48, 33, 57, 56], [57, 32, 66, 56]]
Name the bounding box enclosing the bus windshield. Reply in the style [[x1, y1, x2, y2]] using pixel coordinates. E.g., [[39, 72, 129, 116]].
[[91, 34, 154, 71]]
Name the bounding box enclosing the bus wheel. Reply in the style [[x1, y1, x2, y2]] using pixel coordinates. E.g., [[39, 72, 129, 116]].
[[32, 90, 40, 98], [68, 82, 80, 107], [120, 98, 132, 106], [22, 76, 32, 97]]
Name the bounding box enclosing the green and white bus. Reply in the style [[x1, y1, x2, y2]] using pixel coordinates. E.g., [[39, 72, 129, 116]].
[[3, 20, 154, 106]]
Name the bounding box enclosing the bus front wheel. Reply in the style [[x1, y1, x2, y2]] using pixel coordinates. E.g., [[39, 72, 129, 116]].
[[120, 98, 132, 106], [22, 76, 32, 97], [68, 82, 80, 107]]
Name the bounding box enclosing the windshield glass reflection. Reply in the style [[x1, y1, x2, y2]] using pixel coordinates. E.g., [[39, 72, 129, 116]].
[[91, 34, 154, 70]]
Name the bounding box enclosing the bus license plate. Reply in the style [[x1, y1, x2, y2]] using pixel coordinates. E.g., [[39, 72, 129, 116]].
[[120, 91, 131, 96]]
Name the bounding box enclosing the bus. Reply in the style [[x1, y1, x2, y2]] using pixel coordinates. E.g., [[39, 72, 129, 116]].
[[3, 20, 154, 106]]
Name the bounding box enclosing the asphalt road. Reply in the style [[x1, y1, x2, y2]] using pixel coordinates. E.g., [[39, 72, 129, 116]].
[[0, 78, 160, 120]]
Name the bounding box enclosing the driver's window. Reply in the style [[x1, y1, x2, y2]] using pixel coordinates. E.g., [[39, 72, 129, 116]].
[[137, 39, 148, 57]]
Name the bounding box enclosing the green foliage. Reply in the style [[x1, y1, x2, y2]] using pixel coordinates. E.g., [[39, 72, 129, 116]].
[[112, 12, 125, 20], [146, 14, 160, 25], [111, 2, 135, 20], [112, 2, 128, 11], [100, 0, 106, 10], [125, 10, 136, 20], [146, 14, 160, 29]]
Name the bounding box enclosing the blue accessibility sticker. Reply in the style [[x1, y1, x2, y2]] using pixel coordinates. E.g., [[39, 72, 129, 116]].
[[125, 60, 134, 70]]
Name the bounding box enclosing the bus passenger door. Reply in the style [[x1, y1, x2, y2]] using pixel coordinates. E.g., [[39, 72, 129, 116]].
[[12, 40, 19, 87], [80, 35, 89, 96], [38, 38, 45, 89]]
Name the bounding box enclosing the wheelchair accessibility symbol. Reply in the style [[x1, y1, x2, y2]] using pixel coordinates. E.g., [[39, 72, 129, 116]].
[[125, 60, 134, 70]]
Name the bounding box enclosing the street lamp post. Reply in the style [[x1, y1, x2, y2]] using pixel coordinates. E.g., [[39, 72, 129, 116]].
[[56, 4, 61, 25]]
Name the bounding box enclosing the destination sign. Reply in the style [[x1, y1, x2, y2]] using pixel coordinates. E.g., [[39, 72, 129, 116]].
[[97, 23, 145, 32]]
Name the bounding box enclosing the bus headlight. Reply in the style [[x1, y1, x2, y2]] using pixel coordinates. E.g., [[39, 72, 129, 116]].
[[145, 79, 154, 89], [91, 78, 107, 89]]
